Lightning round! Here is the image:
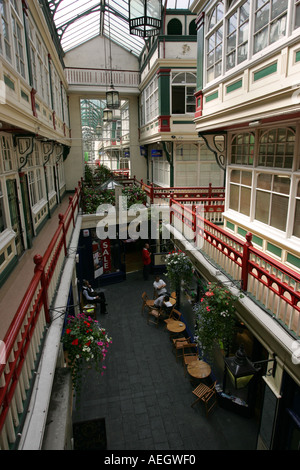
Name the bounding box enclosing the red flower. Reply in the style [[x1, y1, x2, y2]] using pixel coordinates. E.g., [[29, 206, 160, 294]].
[[85, 341, 91, 347], [66, 329, 71, 334], [72, 338, 79, 345]]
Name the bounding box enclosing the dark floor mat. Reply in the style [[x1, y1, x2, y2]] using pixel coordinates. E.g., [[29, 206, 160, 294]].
[[73, 418, 107, 450]]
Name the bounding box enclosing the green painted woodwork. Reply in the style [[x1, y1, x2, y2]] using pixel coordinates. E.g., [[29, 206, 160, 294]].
[[226, 79, 243, 93], [253, 62, 277, 81]]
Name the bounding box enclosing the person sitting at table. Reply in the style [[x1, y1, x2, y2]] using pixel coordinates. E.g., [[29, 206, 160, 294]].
[[82, 280, 108, 315], [154, 294, 172, 310], [153, 275, 169, 298]]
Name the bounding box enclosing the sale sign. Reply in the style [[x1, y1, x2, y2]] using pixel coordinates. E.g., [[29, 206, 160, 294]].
[[100, 239, 111, 273]]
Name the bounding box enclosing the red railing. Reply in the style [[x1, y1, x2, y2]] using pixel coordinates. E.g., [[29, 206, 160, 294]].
[[0, 185, 81, 449], [170, 198, 300, 337]]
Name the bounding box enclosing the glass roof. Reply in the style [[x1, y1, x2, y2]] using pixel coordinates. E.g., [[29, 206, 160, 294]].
[[47, 0, 194, 56]]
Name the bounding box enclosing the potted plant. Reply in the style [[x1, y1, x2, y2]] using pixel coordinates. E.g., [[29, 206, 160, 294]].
[[194, 282, 242, 363], [62, 313, 112, 394], [165, 250, 194, 307]]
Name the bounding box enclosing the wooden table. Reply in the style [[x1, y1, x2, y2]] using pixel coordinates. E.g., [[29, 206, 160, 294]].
[[166, 320, 186, 333], [169, 297, 176, 306], [187, 359, 211, 380]]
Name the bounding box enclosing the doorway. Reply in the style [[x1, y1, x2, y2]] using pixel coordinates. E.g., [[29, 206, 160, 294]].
[[6, 179, 25, 256]]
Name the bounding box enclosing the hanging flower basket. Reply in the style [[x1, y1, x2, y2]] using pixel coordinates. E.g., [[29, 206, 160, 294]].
[[62, 313, 112, 394], [165, 250, 193, 291], [194, 282, 243, 363]]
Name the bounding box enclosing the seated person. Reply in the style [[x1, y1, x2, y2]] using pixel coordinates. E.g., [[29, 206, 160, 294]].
[[82, 280, 108, 314], [154, 294, 172, 310], [153, 275, 168, 298]]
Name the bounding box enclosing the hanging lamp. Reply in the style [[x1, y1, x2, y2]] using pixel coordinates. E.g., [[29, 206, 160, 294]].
[[106, 2, 120, 109], [129, 0, 162, 37]]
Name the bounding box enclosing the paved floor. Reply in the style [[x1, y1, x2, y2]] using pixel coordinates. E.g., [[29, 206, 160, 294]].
[[72, 270, 260, 451]]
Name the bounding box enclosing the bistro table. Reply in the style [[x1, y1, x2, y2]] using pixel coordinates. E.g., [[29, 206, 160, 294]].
[[166, 320, 186, 334], [187, 359, 211, 380]]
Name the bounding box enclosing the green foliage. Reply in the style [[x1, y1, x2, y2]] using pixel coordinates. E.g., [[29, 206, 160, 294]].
[[81, 186, 115, 213], [62, 313, 112, 394], [194, 282, 243, 362], [165, 250, 193, 291], [93, 165, 113, 184]]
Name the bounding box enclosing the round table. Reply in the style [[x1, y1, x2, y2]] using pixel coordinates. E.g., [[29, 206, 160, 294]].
[[166, 320, 186, 333], [187, 360, 211, 379]]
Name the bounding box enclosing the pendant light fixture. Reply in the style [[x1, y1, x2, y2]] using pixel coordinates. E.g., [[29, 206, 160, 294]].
[[129, 0, 162, 37], [106, 1, 120, 110]]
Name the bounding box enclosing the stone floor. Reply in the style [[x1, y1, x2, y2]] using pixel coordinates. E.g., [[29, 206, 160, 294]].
[[72, 270, 260, 451]]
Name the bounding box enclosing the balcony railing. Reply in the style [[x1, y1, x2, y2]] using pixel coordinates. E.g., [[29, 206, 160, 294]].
[[0, 186, 81, 450], [171, 198, 300, 338], [65, 67, 140, 89]]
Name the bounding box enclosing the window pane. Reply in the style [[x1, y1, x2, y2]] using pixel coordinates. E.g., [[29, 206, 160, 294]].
[[229, 184, 239, 211], [230, 170, 240, 183], [255, 190, 270, 224], [255, 3, 270, 32], [241, 171, 252, 186], [240, 186, 251, 216], [271, 0, 287, 20], [257, 173, 272, 190], [270, 194, 288, 231], [270, 15, 286, 44], [273, 175, 290, 194], [172, 86, 185, 114]]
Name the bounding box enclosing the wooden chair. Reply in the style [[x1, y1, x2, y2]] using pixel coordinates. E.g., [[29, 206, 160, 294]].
[[172, 336, 193, 361], [147, 307, 164, 327], [191, 381, 218, 416], [183, 347, 198, 376], [164, 308, 181, 329], [141, 292, 155, 315]]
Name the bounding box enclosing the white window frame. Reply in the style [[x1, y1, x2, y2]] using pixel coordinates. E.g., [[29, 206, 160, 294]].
[[171, 71, 196, 115]]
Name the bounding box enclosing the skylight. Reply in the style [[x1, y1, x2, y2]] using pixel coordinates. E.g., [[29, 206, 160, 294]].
[[46, 0, 194, 56]]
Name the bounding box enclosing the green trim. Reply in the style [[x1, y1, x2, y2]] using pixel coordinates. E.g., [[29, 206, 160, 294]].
[[173, 120, 194, 124], [252, 234, 263, 247], [158, 70, 170, 116], [253, 62, 277, 81], [267, 242, 282, 258], [161, 35, 197, 42], [296, 50, 300, 63], [287, 253, 300, 269], [21, 90, 29, 102], [226, 221, 235, 231], [226, 79, 243, 93], [4, 75, 15, 90], [237, 227, 247, 237], [205, 91, 218, 102]]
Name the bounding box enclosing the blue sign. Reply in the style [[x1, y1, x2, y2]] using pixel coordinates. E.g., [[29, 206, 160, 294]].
[[151, 149, 162, 157]]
